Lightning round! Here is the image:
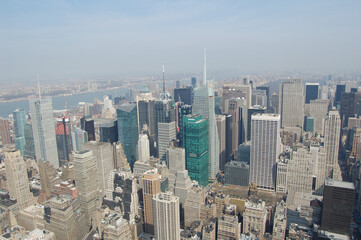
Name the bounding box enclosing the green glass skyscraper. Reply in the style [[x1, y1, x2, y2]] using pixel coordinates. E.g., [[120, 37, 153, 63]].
[[13, 109, 26, 155], [183, 114, 209, 187]]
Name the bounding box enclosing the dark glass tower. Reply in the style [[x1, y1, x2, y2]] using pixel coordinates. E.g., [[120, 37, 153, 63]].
[[183, 114, 209, 187], [335, 84, 346, 107], [55, 116, 72, 165], [173, 86, 194, 105], [99, 119, 118, 143], [80, 116, 95, 141], [117, 104, 139, 167], [305, 83, 319, 103]]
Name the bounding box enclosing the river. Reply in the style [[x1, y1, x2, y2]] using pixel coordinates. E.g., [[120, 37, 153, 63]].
[[0, 88, 127, 118]]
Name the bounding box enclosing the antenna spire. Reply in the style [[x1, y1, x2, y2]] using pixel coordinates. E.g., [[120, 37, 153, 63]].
[[37, 74, 41, 100], [162, 64, 165, 93], [203, 48, 207, 84]]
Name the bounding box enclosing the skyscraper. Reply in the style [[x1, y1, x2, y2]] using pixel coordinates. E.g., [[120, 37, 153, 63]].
[[138, 133, 150, 163], [340, 92, 356, 127], [13, 109, 26, 154], [334, 84, 346, 107], [4, 148, 34, 210], [99, 119, 118, 143], [216, 115, 226, 171], [71, 126, 88, 152], [174, 86, 194, 105], [158, 122, 176, 162], [73, 150, 100, 229], [321, 179, 354, 236], [249, 114, 281, 190], [29, 97, 59, 169], [256, 86, 270, 111], [279, 79, 304, 128], [309, 99, 329, 134], [142, 170, 161, 234], [192, 53, 219, 180], [183, 114, 209, 187], [153, 192, 180, 240], [83, 141, 113, 198], [324, 111, 341, 179], [80, 116, 95, 141], [0, 118, 11, 145], [305, 83, 319, 103], [176, 103, 192, 147], [117, 104, 139, 167], [24, 123, 35, 157], [55, 116, 72, 165], [191, 77, 197, 88]]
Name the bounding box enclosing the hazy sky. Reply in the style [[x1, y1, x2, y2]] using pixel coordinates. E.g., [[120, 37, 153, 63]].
[[1, 0, 361, 82]]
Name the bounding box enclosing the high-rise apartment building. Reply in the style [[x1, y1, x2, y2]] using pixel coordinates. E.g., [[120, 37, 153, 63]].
[[142, 170, 161, 234], [73, 150, 99, 229], [29, 97, 59, 169], [13, 109, 26, 154], [0, 118, 11, 145], [183, 114, 209, 187], [305, 83, 319, 103], [250, 114, 281, 190], [279, 79, 304, 128], [117, 103, 139, 167], [321, 179, 354, 236], [153, 192, 180, 240], [4, 148, 34, 210]]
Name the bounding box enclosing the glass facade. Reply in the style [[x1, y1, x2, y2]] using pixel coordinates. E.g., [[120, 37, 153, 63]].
[[13, 109, 26, 155], [183, 114, 209, 187]]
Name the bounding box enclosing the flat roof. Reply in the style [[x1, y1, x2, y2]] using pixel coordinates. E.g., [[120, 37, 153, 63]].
[[325, 178, 355, 190]]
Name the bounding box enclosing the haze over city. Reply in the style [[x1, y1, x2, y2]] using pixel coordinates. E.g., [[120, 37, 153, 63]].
[[1, 0, 361, 83]]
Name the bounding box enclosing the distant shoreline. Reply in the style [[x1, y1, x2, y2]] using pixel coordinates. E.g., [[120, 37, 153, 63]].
[[0, 87, 123, 103]]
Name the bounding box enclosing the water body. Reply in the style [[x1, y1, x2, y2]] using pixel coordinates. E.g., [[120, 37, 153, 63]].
[[0, 88, 127, 118]]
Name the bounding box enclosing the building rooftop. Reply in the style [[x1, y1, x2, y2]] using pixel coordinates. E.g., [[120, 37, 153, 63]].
[[325, 178, 355, 190]]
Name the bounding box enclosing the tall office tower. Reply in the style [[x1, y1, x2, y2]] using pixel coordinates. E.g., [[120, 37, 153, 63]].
[[251, 89, 268, 108], [24, 123, 35, 157], [340, 92, 356, 127], [71, 126, 88, 152], [334, 84, 346, 107], [117, 103, 139, 167], [4, 148, 34, 210], [83, 141, 113, 198], [216, 115, 226, 171], [80, 116, 95, 141], [191, 77, 197, 88], [73, 150, 99, 229], [224, 97, 247, 144], [142, 170, 161, 234], [174, 170, 192, 207], [271, 93, 279, 113], [321, 179, 354, 235], [153, 192, 180, 240], [183, 114, 209, 187], [13, 109, 26, 154], [256, 86, 270, 111], [321, 85, 329, 100], [55, 116, 72, 165], [99, 119, 118, 143], [184, 183, 205, 227], [324, 111, 341, 179], [309, 99, 330, 134], [38, 159, 58, 201], [279, 79, 304, 128], [250, 114, 281, 190], [272, 201, 287, 240], [102, 95, 116, 118], [174, 86, 194, 105], [176, 103, 192, 146], [103, 170, 139, 222], [222, 84, 252, 110], [0, 118, 11, 145], [238, 141, 251, 163], [138, 133, 150, 163], [137, 94, 157, 157], [158, 122, 176, 162], [166, 144, 186, 191], [247, 106, 266, 140], [155, 98, 176, 159], [193, 74, 219, 180], [305, 83, 320, 103], [29, 97, 59, 169]]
